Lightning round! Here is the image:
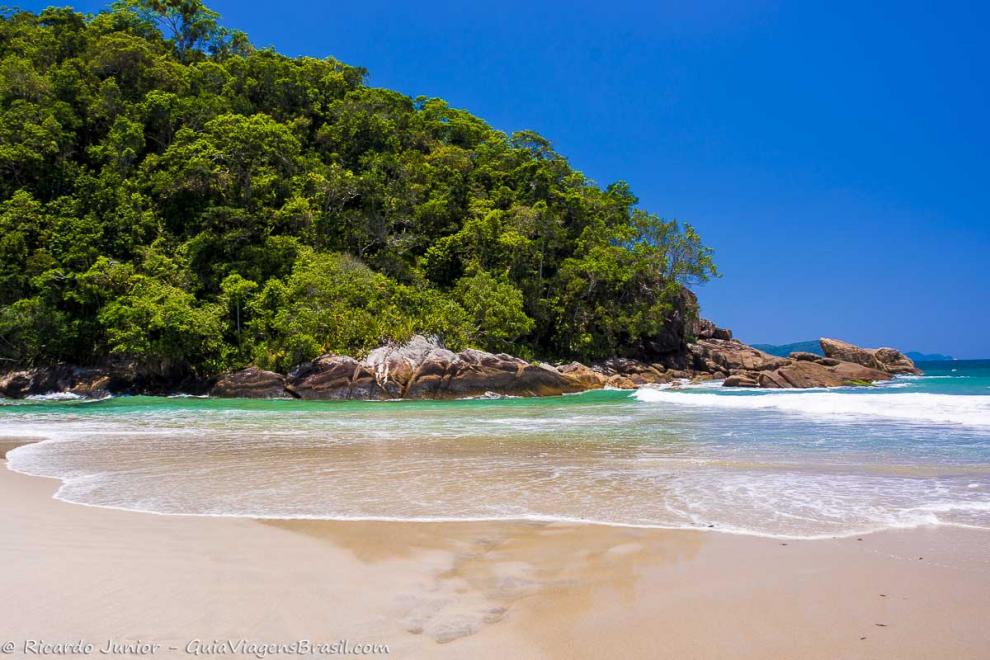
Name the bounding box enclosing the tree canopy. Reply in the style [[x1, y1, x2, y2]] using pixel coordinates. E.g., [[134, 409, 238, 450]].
[[0, 1, 717, 376]]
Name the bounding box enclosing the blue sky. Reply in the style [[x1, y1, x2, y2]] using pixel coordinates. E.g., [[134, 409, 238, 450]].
[[22, 1, 990, 356]]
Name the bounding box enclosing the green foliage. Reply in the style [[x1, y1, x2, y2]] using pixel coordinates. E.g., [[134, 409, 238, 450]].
[[453, 269, 533, 353], [247, 250, 471, 371], [0, 3, 717, 376], [98, 275, 225, 375]]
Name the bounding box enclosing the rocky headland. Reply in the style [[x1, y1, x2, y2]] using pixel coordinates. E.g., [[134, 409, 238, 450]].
[[1, 319, 919, 400]]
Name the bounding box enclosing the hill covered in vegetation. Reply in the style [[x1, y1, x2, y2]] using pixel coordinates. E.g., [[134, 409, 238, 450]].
[[0, 0, 716, 380]]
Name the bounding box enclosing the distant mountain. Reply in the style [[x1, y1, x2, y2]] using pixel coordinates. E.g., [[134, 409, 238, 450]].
[[751, 341, 954, 362], [905, 352, 955, 362], [751, 341, 823, 357]]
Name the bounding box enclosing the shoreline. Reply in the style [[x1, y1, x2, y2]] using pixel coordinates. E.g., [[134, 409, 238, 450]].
[[6, 436, 985, 542], [2, 457, 989, 658]]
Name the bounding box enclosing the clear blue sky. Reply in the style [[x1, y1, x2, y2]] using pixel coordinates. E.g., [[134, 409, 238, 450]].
[[23, 1, 990, 357]]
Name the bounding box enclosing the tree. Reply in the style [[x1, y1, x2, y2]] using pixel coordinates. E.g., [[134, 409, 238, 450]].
[[98, 276, 225, 376], [114, 0, 231, 62], [453, 269, 534, 352], [220, 272, 257, 360]]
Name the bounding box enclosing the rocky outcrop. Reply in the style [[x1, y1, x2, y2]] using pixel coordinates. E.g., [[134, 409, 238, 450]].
[[211, 367, 290, 398], [0, 366, 112, 399], [711, 342, 894, 389], [0, 330, 922, 399], [820, 338, 920, 375], [286, 336, 587, 400]]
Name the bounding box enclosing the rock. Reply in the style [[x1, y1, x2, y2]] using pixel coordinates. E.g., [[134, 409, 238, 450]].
[[556, 362, 608, 389], [820, 338, 920, 375], [211, 367, 289, 398], [693, 318, 717, 339], [0, 366, 111, 399], [873, 347, 921, 375], [723, 374, 758, 387], [287, 355, 387, 400], [693, 317, 732, 341], [70, 374, 112, 398], [720, 355, 892, 390], [591, 357, 671, 385], [819, 338, 885, 370], [605, 375, 637, 389], [690, 339, 787, 373], [286, 336, 587, 400], [757, 371, 789, 388], [789, 351, 822, 362], [773, 361, 845, 388], [828, 360, 892, 383], [444, 350, 582, 398], [712, 327, 733, 340], [0, 370, 34, 398], [365, 335, 458, 398]]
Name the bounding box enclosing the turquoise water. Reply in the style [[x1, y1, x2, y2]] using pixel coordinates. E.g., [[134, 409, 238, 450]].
[[2, 361, 988, 539]]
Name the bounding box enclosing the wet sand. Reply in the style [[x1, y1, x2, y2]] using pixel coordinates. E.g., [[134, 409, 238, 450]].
[[1, 463, 988, 658]]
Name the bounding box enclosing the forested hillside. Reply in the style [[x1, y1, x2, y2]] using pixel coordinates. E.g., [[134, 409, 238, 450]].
[[0, 1, 716, 378]]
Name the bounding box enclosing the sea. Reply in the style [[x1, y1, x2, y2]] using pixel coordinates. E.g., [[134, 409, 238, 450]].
[[2, 360, 988, 540]]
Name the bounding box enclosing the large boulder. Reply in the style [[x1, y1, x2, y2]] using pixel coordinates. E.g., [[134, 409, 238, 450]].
[[365, 335, 458, 398], [820, 338, 920, 375], [285, 336, 588, 400], [723, 373, 758, 388], [287, 355, 388, 400], [819, 337, 884, 370], [211, 367, 289, 398], [556, 362, 608, 390], [690, 339, 787, 373]]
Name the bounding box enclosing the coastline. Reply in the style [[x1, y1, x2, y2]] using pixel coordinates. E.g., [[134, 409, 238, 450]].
[[3, 457, 989, 659], [0, 334, 921, 403]]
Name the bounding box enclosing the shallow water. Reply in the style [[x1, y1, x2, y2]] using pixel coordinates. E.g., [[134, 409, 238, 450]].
[[2, 360, 989, 539]]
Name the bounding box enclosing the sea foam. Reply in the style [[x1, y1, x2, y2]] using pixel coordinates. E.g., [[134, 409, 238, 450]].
[[632, 389, 990, 427]]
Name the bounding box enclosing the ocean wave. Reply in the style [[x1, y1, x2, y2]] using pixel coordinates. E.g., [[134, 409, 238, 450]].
[[25, 392, 86, 401], [2, 392, 112, 405], [8, 452, 990, 540], [632, 389, 990, 426]]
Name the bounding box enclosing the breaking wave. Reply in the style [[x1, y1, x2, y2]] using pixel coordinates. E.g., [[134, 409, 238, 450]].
[[632, 389, 990, 427]]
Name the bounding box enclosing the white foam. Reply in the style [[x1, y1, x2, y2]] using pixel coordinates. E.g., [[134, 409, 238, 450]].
[[632, 389, 990, 426], [25, 392, 85, 401]]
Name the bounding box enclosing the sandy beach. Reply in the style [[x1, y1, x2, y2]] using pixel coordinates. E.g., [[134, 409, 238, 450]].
[[2, 443, 989, 660]]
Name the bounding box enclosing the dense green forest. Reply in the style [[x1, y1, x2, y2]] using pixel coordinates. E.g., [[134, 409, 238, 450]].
[[0, 0, 716, 377]]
